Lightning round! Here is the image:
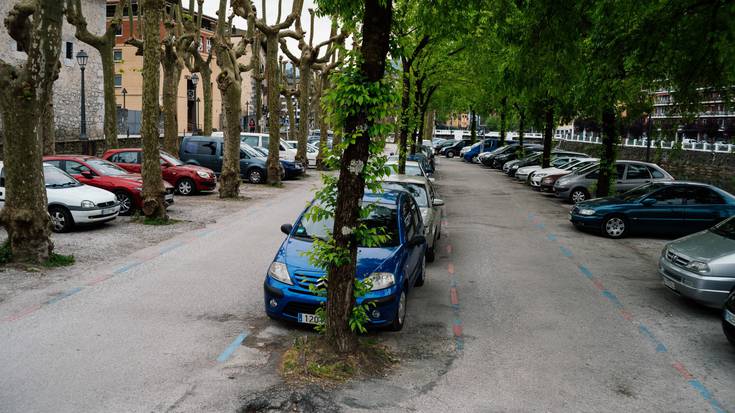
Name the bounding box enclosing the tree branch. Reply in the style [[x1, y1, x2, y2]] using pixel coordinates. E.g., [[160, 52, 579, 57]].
[[5, 0, 35, 52]]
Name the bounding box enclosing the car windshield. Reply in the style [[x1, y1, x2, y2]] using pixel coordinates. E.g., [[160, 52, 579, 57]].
[[160, 151, 184, 166], [294, 202, 400, 247], [619, 183, 666, 201], [710, 216, 735, 240], [241, 144, 263, 158], [44, 166, 80, 188], [87, 159, 129, 176], [386, 163, 424, 176], [252, 146, 268, 157], [573, 162, 599, 175], [381, 182, 429, 207]]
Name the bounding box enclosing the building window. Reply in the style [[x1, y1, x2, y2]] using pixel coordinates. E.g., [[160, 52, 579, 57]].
[[114, 74, 122, 87], [115, 25, 123, 36], [65, 42, 73, 60], [113, 49, 123, 62]]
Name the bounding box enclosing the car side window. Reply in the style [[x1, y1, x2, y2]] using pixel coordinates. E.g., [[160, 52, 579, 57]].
[[649, 187, 687, 205], [401, 197, 415, 240], [616, 164, 626, 180], [183, 141, 198, 154], [243, 136, 258, 147], [648, 166, 665, 179], [240, 150, 248, 160], [410, 199, 422, 228], [118, 151, 140, 164], [625, 164, 651, 180], [196, 141, 217, 156], [690, 187, 725, 205], [44, 160, 62, 169], [65, 161, 91, 175]]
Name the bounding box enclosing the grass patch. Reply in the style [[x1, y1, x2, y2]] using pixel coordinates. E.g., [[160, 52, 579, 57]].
[[143, 217, 179, 226], [43, 253, 75, 268], [281, 335, 397, 385]]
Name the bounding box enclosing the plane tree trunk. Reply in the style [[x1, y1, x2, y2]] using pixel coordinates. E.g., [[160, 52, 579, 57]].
[[325, 0, 392, 354], [542, 106, 553, 168], [0, 0, 64, 263], [140, 0, 167, 219], [597, 106, 618, 197]]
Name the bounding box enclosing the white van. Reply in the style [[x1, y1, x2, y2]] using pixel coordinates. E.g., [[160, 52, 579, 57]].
[[211, 132, 297, 161]]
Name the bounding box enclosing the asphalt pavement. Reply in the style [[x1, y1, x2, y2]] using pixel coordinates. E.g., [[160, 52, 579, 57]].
[[1, 158, 733, 413]]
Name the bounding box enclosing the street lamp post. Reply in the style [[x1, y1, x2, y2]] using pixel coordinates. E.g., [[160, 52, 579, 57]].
[[190, 73, 199, 133], [76, 50, 88, 153], [121, 88, 129, 139]]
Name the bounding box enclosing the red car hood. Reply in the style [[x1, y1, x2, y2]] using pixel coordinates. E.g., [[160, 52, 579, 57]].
[[176, 164, 214, 174], [113, 173, 173, 188]]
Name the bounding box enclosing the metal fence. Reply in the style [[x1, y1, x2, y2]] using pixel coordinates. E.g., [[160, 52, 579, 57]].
[[554, 133, 735, 153]]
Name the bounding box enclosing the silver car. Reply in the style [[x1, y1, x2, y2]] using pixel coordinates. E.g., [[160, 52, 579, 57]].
[[554, 160, 674, 203], [382, 175, 444, 262], [659, 216, 735, 308]]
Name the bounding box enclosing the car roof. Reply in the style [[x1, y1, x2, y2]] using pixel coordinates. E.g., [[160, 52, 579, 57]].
[[386, 160, 421, 167], [363, 190, 403, 205], [184, 135, 223, 142], [44, 155, 101, 161], [383, 175, 429, 185]]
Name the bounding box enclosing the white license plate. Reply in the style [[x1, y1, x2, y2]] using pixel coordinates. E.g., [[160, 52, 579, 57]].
[[102, 208, 115, 215], [725, 309, 735, 326], [297, 313, 322, 325], [663, 277, 676, 290], [165, 194, 174, 201]]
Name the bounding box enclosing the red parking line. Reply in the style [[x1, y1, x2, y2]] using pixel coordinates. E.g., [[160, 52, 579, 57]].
[[447, 263, 455, 274], [620, 309, 634, 321], [2, 304, 42, 322], [450, 288, 459, 305], [86, 274, 112, 286], [673, 361, 694, 380], [592, 279, 605, 291], [446, 244, 453, 254], [452, 323, 463, 337]]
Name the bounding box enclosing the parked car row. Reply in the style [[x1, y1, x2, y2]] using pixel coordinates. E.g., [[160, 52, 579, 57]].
[[455, 143, 735, 346], [263, 151, 444, 331]]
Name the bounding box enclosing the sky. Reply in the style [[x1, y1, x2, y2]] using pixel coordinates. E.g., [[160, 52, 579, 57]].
[[201, 0, 334, 58]]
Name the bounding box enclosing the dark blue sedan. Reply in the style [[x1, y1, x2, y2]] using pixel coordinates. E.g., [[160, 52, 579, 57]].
[[263, 191, 427, 331], [570, 182, 735, 238]]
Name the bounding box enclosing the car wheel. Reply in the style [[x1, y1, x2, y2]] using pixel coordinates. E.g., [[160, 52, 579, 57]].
[[446, 151, 455, 158], [389, 290, 407, 331], [248, 168, 264, 184], [115, 191, 134, 216], [176, 178, 195, 196], [724, 317, 735, 346], [426, 243, 435, 263], [415, 255, 427, 286], [602, 215, 628, 238], [569, 188, 589, 204], [48, 205, 73, 233], [472, 156, 479, 163]]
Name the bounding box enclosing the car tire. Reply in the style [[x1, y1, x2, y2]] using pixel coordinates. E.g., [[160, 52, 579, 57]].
[[426, 244, 435, 263], [389, 290, 407, 331], [48, 205, 73, 233], [569, 188, 590, 204], [446, 151, 455, 158], [248, 168, 265, 184], [472, 156, 479, 163], [415, 255, 427, 286], [602, 215, 628, 238], [115, 191, 134, 216], [724, 317, 735, 346], [176, 178, 196, 196]]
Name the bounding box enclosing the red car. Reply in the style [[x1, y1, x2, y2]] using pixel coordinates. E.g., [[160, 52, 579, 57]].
[[43, 155, 174, 215], [102, 148, 216, 195]]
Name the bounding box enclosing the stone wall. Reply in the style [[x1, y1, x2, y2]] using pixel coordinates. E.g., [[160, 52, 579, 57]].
[[0, 0, 106, 142], [556, 140, 735, 194]]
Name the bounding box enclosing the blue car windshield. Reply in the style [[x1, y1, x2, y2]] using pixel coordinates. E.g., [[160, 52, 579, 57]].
[[294, 203, 400, 247]]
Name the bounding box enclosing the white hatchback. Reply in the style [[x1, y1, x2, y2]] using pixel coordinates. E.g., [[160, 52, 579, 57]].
[[0, 162, 120, 233]]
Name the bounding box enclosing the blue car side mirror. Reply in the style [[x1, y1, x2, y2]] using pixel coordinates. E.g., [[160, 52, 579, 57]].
[[280, 224, 293, 235], [641, 198, 657, 206], [407, 235, 426, 247]]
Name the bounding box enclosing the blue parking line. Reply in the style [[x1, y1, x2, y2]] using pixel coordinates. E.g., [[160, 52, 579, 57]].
[[579, 265, 594, 279], [45, 287, 83, 305], [196, 229, 215, 238], [638, 324, 668, 353], [559, 246, 573, 257], [688, 379, 727, 413], [217, 332, 248, 362], [113, 261, 142, 274], [547, 233, 557, 241], [601, 290, 623, 308], [159, 242, 184, 255], [535, 223, 545, 230]]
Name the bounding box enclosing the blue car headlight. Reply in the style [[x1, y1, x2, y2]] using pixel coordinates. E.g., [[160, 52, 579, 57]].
[[366, 272, 395, 291], [267, 261, 293, 285], [578, 208, 596, 216]]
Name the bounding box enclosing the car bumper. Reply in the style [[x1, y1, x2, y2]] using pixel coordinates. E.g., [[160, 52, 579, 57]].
[[554, 187, 572, 199], [70, 205, 121, 224], [569, 213, 603, 230], [529, 177, 542, 187], [263, 278, 400, 326], [659, 257, 735, 308], [516, 172, 530, 181], [195, 177, 217, 191]]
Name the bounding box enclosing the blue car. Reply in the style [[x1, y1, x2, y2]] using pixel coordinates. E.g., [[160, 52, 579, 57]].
[[570, 182, 735, 238], [250, 146, 304, 179], [462, 138, 500, 162], [264, 191, 428, 331]]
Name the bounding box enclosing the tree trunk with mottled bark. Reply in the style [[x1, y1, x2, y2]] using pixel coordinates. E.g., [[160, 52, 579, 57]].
[[40, 89, 55, 155], [161, 57, 181, 155], [397, 58, 410, 173], [316, 73, 329, 170], [0, 0, 64, 263], [542, 106, 553, 168], [514, 103, 525, 158], [325, 0, 392, 354], [296, 58, 311, 168], [265, 34, 282, 185], [200, 68, 213, 135], [499, 95, 507, 146], [140, 0, 167, 219], [597, 107, 618, 197]]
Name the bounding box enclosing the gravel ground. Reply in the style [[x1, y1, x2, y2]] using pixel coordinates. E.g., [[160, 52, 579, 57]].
[[0, 175, 320, 305]]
